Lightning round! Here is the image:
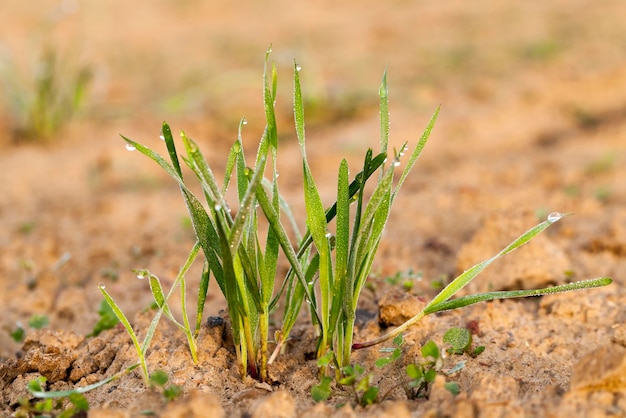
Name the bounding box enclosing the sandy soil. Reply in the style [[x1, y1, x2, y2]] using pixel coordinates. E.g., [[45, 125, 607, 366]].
[[1, 0, 625, 416]]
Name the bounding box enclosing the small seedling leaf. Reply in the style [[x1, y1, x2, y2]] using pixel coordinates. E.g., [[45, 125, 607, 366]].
[[311, 376, 333, 402], [10, 324, 25, 343], [375, 357, 392, 368], [406, 364, 423, 380], [424, 368, 437, 383], [362, 386, 379, 406], [28, 377, 46, 392], [421, 340, 440, 359], [444, 381, 460, 396], [68, 393, 89, 411], [28, 314, 49, 329], [89, 299, 120, 337], [473, 346, 486, 356], [149, 370, 169, 387], [163, 384, 182, 401], [443, 327, 471, 354]]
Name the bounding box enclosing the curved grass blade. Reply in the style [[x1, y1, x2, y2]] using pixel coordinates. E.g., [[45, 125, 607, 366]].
[[98, 284, 149, 383], [352, 213, 574, 349], [393, 106, 440, 197], [28, 364, 140, 398], [425, 277, 613, 314]]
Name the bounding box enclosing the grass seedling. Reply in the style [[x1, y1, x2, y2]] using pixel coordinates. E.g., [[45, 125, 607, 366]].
[[98, 234, 205, 382], [119, 47, 288, 382], [149, 370, 182, 403], [107, 47, 612, 395]]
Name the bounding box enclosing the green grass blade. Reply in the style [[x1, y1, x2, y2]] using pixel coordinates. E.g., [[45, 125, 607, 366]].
[[181, 132, 224, 211], [335, 159, 350, 303], [393, 106, 439, 198], [195, 261, 210, 338], [146, 272, 180, 327], [379, 70, 389, 157], [352, 213, 573, 350], [122, 135, 217, 263], [223, 120, 245, 195], [29, 364, 140, 398], [294, 61, 306, 157], [425, 277, 613, 314], [255, 183, 322, 325], [229, 158, 265, 253], [98, 284, 148, 382], [122, 136, 181, 182], [425, 215, 567, 310], [161, 122, 183, 178]]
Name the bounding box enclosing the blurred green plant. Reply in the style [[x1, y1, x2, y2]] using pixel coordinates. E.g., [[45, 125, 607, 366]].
[[0, 45, 91, 141]]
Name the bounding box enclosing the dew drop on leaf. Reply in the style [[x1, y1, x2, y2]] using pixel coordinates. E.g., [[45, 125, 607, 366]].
[[547, 212, 563, 223], [125, 143, 136, 151]]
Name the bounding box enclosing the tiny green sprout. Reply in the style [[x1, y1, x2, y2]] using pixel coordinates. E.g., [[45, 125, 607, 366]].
[[403, 340, 448, 399], [149, 370, 169, 387], [10, 322, 25, 343], [375, 334, 405, 368], [443, 381, 460, 396], [150, 370, 182, 402], [311, 352, 335, 402], [339, 364, 379, 407], [88, 299, 120, 337], [311, 376, 333, 403], [443, 327, 485, 357], [27, 376, 46, 393], [28, 314, 49, 329]]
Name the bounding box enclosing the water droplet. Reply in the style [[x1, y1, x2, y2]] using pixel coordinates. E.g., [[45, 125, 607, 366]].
[[98, 282, 106, 290], [275, 171, 280, 178], [214, 204, 222, 211], [136, 272, 146, 280], [159, 130, 165, 140], [267, 46, 273, 53], [547, 212, 563, 223], [307, 281, 314, 286], [242, 118, 248, 125], [393, 161, 401, 167], [383, 158, 388, 163], [125, 143, 136, 151], [305, 298, 312, 305], [296, 64, 302, 72], [325, 232, 332, 239]]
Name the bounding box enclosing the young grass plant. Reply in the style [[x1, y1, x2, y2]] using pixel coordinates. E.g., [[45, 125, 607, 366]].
[[102, 48, 612, 394], [117, 47, 286, 382]]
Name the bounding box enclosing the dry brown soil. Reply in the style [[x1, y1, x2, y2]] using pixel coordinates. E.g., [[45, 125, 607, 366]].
[[1, 1, 626, 417]]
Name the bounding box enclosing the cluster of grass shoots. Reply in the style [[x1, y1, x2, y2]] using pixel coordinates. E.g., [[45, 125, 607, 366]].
[[84, 48, 612, 399], [0, 45, 91, 141]]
